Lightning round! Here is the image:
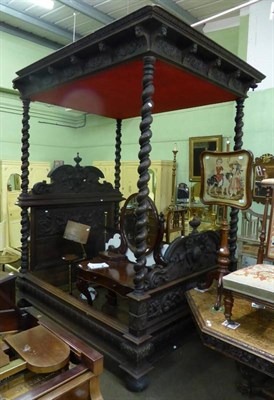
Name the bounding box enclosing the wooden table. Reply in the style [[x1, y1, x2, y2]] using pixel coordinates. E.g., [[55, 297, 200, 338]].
[[77, 256, 135, 305], [186, 287, 274, 399], [0, 253, 20, 272], [0, 307, 104, 400]]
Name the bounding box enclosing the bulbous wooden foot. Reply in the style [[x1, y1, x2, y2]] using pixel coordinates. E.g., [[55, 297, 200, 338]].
[[125, 374, 150, 392]]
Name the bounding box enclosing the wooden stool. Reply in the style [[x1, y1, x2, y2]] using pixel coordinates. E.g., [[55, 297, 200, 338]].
[[62, 254, 82, 295]]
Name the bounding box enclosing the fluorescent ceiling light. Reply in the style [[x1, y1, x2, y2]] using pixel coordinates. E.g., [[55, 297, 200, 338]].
[[29, 0, 54, 10], [191, 0, 261, 27], [270, 2, 274, 20]]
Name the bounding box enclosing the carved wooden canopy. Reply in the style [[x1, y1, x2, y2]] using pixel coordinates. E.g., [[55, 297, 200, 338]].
[[13, 5, 265, 119]]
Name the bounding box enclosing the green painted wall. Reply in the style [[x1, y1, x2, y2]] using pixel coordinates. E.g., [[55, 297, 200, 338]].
[[238, 15, 249, 61], [206, 26, 239, 56], [0, 31, 53, 89], [1, 19, 273, 200], [80, 102, 235, 184], [244, 88, 274, 152], [0, 88, 89, 163], [0, 32, 103, 164]]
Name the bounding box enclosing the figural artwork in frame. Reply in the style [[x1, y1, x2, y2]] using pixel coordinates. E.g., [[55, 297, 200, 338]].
[[200, 150, 253, 209]]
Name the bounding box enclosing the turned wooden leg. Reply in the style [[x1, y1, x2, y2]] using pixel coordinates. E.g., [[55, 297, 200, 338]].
[[89, 375, 104, 400], [214, 273, 223, 310], [214, 205, 230, 310], [224, 289, 234, 322]]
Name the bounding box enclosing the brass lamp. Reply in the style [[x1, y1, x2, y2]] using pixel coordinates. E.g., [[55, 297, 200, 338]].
[[169, 143, 178, 210]]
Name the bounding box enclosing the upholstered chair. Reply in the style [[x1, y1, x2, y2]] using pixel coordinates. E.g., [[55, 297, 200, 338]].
[[223, 178, 274, 323]]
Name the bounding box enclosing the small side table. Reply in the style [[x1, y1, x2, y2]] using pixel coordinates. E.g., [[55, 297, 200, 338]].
[[0, 253, 20, 272]]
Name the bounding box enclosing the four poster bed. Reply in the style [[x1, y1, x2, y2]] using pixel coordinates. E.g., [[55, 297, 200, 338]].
[[12, 5, 265, 391]]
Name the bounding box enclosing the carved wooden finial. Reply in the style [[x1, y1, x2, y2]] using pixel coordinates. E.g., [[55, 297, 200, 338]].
[[189, 217, 201, 234], [74, 152, 82, 167]]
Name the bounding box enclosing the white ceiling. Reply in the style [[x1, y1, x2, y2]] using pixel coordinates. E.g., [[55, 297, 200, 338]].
[[0, 0, 259, 49]]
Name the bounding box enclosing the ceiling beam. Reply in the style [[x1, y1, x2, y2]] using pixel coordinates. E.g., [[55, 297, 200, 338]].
[[58, 0, 114, 25], [0, 22, 62, 50], [0, 4, 82, 41], [154, 0, 198, 25]]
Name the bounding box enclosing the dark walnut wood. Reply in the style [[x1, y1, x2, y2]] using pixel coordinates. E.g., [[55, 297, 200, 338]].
[[13, 6, 264, 116], [13, 4, 265, 391], [106, 192, 165, 262], [17, 220, 220, 392], [18, 154, 123, 278]]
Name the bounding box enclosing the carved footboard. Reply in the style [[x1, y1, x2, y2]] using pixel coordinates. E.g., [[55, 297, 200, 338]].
[[145, 228, 220, 290]]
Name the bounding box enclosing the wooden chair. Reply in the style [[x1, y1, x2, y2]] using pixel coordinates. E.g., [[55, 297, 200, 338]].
[[237, 208, 271, 269], [165, 208, 186, 243], [62, 220, 90, 294], [223, 178, 274, 323]]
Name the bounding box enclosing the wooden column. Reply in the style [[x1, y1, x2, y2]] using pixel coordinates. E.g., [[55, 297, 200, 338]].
[[215, 205, 230, 310], [20, 99, 31, 273], [229, 98, 245, 271], [114, 118, 122, 230], [133, 55, 155, 294]]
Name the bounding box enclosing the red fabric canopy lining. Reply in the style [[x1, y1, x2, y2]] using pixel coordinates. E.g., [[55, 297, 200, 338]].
[[31, 59, 237, 119]]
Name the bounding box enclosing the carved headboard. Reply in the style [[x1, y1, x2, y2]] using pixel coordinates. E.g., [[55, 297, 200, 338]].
[[22, 155, 123, 272]]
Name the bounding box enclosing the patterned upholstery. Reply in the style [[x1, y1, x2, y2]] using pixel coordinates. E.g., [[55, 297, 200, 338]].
[[223, 264, 274, 303]]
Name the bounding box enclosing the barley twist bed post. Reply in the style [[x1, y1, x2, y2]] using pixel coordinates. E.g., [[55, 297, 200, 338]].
[[234, 98, 245, 151], [11, 5, 266, 391], [114, 118, 122, 230], [20, 98, 31, 274], [133, 55, 155, 294], [229, 97, 246, 272], [125, 56, 155, 345]]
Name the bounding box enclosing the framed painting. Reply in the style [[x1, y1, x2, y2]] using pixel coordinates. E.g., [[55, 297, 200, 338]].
[[189, 135, 222, 181], [253, 153, 274, 204], [200, 150, 253, 209], [53, 160, 64, 169]]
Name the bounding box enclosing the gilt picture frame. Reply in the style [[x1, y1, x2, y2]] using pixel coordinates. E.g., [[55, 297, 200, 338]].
[[189, 135, 222, 181], [200, 150, 253, 209], [253, 153, 274, 204]]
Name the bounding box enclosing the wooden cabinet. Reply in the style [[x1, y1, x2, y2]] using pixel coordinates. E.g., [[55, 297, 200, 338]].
[[93, 160, 173, 212], [0, 160, 51, 250]]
